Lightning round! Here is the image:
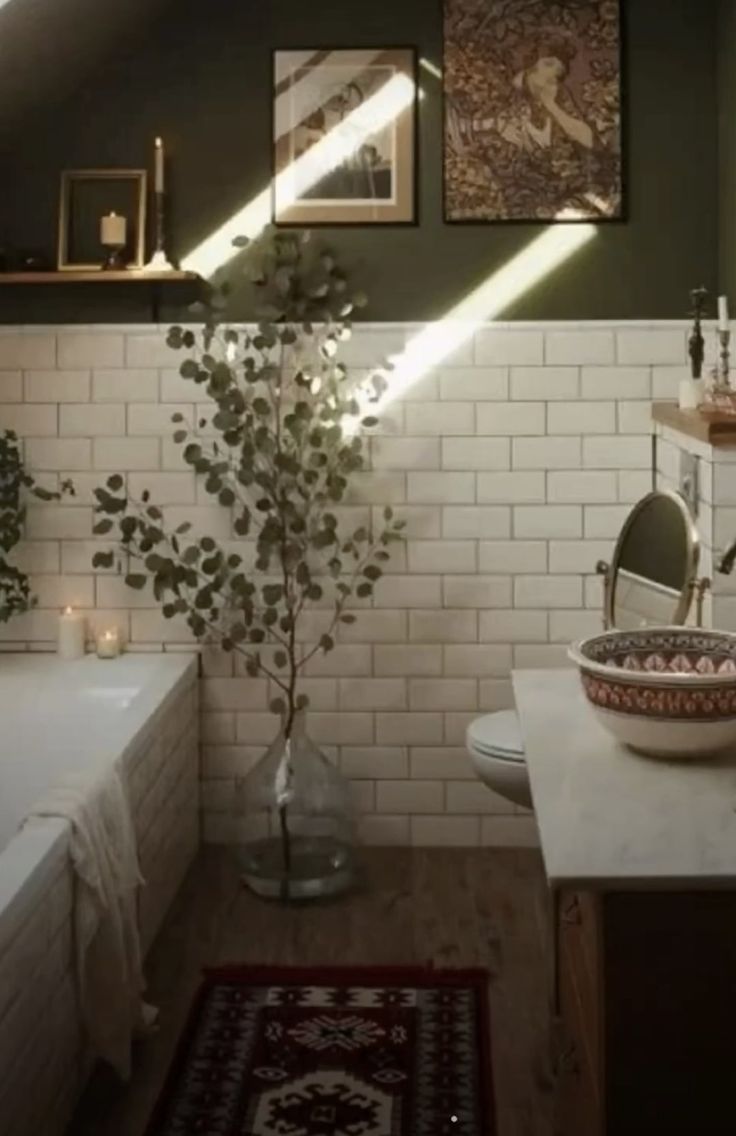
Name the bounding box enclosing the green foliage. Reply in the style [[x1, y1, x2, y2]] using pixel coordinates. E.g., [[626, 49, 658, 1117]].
[[93, 229, 404, 729], [0, 431, 72, 624]]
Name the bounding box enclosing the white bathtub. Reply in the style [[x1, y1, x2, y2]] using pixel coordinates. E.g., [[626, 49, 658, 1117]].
[[0, 653, 196, 850], [0, 652, 200, 1136]]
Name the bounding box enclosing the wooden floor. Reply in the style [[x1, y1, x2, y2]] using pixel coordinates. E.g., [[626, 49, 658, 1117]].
[[67, 847, 554, 1136]]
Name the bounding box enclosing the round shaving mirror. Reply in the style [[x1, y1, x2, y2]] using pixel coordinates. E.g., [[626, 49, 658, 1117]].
[[605, 490, 701, 630]]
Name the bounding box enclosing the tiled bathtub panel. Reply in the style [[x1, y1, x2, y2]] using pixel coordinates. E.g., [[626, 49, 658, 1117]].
[[0, 667, 199, 1136], [0, 837, 81, 1136], [133, 712, 198, 843], [132, 678, 200, 954], [3, 976, 81, 1136], [139, 783, 199, 956], [138, 740, 200, 955]]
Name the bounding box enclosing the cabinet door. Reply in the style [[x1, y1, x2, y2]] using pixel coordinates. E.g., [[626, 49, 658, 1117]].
[[555, 891, 604, 1136]]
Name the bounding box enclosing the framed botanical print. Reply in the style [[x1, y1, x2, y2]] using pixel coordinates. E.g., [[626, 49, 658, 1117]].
[[273, 48, 417, 225], [443, 0, 623, 222]]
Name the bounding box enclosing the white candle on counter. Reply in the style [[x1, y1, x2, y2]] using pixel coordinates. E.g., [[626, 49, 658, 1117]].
[[679, 378, 700, 410], [96, 628, 121, 659], [155, 136, 165, 194], [719, 294, 730, 332], [58, 606, 86, 660], [100, 212, 127, 246]]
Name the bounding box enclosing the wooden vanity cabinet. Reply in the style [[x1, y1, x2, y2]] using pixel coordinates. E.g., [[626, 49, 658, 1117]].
[[554, 888, 736, 1136]]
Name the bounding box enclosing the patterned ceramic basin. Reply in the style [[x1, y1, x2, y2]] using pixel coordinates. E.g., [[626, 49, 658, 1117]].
[[568, 627, 736, 759]]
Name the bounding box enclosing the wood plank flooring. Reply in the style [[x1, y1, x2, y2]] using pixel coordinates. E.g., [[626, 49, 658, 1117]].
[[67, 847, 554, 1136]]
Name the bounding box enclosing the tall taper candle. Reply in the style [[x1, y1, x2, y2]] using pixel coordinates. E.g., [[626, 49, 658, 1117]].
[[719, 294, 730, 332], [155, 136, 165, 194]]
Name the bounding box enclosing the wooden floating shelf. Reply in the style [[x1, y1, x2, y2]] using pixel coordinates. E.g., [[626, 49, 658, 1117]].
[[652, 400, 736, 447], [0, 270, 199, 284]]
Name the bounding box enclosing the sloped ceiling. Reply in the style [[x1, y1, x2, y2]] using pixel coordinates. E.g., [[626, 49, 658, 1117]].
[[0, 0, 171, 139]]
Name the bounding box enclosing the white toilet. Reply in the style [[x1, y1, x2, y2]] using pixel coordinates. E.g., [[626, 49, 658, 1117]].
[[466, 710, 532, 810]]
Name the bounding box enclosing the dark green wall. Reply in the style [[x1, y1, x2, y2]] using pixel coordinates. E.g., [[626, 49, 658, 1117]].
[[719, 0, 736, 303], [0, 0, 719, 324]]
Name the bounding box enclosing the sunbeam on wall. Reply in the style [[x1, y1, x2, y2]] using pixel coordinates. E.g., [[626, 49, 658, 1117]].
[[182, 71, 415, 279], [346, 223, 597, 429], [179, 52, 596, 423]]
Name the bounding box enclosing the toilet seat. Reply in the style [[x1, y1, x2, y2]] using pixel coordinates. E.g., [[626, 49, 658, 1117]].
[[466, 710, 525, 764]]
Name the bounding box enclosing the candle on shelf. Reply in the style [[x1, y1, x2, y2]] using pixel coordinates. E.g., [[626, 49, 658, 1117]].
[[155, 136, 165, 194], [58, 606, 85, 660], [679, 378, 700, 410], [96, 627, 121, 660], [100, 212, 127, 247], [719, 294, 730, 333]]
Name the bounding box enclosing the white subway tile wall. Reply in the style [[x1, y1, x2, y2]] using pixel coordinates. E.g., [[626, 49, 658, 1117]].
[[654, 420, 736, 636], [0, 321, 682, 848]]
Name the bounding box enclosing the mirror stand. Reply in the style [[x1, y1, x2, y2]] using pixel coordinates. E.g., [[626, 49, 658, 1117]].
[[596, 559, 613, 631], [596, 559, 711, 630], [693, 576, 712, 628]]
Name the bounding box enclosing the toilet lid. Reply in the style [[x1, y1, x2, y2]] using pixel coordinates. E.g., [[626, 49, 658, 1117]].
[[467, 710, 525, 763]]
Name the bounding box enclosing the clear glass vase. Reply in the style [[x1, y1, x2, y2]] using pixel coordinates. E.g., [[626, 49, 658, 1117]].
[[232, 710, 356, 900]]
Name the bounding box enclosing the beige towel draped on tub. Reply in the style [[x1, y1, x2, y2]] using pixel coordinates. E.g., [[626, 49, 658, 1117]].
[[24, 765, 156, 1079]]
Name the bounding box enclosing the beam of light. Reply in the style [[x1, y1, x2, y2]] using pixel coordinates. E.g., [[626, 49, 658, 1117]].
[[419, 57, 443, 80], [346, 224, 597, 431], [273, 49, 384, 140], [182, 72, 415, 278]]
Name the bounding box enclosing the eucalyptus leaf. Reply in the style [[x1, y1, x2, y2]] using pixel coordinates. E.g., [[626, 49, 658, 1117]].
[[92, 550, 115, 569], [125, 573, 147, 590]]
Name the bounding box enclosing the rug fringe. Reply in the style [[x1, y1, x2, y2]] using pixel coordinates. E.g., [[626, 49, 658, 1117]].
[[201, 962, 491, 987]]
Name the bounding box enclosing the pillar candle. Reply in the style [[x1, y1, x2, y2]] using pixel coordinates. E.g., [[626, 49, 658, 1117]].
[[679, 378, 700, 410], [100, 212, 127, 246], [58, 606, 86, 660], [719, 294, 730, 332], [155, 136, 165, 194]]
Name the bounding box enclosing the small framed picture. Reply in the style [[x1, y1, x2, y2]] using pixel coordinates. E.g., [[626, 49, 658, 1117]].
[[58, 169, 148, 270], [273, 48, 417, 226]]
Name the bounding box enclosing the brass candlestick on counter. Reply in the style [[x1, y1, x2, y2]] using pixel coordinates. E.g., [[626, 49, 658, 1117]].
[[701, 293, 736, 415], [719, 327, 732, 390], [688, 286, 708, 379], [680, 286, 708, 409]]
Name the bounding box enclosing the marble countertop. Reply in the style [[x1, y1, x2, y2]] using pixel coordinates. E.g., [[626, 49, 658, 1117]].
[[513, 669, 736, 891]]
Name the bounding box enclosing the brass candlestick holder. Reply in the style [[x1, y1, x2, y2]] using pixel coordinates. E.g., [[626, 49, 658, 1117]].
[[688, 286, 708, 380], [144, 191, 174, 272], [101, 241, 126, 271], [702, 327, 736, 416], [719, 328, 731, 389]]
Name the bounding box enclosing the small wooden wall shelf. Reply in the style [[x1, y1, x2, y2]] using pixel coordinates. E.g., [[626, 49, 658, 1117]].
[[651, 401, 736, 447], [0, 270, 198, 284]]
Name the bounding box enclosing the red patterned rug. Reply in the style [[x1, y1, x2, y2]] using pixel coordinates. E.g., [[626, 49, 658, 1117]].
[[145, 965, 495, 1136]]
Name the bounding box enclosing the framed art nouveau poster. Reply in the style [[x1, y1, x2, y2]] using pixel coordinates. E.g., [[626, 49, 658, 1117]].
[[273, 48, 417, 225], [444, 0, 623, 222]]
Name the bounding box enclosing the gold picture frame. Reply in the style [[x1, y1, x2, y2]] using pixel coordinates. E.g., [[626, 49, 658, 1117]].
[[58, 169, 148, 271]]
